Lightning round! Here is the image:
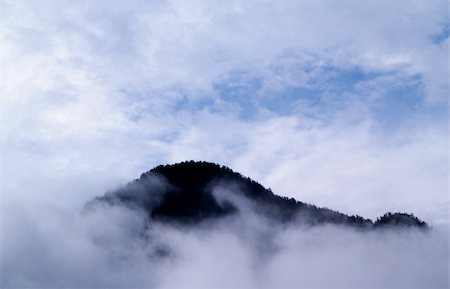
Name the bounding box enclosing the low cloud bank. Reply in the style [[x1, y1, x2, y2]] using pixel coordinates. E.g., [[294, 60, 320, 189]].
[[1, 185, 448, 289]]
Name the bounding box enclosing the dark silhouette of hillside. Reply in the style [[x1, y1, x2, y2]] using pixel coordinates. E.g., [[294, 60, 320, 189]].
[[374, 212, 427, 228], [95, 161, 428, 230]]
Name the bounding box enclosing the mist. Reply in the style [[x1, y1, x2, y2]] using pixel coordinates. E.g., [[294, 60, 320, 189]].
[[1, 183, 448, 289], [1, 0, 448, 288]]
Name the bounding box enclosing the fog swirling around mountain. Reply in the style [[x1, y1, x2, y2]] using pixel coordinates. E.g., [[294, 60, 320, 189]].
[[2, 161, 448, 288]]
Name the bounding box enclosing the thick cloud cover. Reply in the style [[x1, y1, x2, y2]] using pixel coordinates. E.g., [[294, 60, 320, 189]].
[[1, 183, 448, 288], [1, 0, 448, 225], [1, 0, 448, 288]]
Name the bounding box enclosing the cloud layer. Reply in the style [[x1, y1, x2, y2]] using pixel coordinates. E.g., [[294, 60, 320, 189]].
[[1, 0, 448, 224], [0, 1, 448, 287], [2, 184, 448, 288]]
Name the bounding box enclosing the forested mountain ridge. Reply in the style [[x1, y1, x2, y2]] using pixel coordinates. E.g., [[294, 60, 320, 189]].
[[95, 161, 428, 229]]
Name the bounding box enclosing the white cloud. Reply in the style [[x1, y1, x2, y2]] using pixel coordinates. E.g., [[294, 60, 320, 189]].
[[2, 192, 448, 288], [0, 0, 448, 272]]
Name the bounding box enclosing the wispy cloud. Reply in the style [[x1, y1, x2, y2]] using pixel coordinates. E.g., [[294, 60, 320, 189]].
[[0, 0, 447, 232], [2, 186, 448, 288]]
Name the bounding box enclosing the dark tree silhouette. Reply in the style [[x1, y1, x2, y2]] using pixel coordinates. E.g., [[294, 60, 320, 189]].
[[94, 161, 428, 230], [374, 212, 427, 228]]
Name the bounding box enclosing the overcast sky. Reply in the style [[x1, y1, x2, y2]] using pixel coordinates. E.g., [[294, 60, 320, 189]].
[[1, 0, 448, 225]]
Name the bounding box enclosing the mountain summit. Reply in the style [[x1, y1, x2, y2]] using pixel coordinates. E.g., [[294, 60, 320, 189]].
[[94, 161, 427, 229]]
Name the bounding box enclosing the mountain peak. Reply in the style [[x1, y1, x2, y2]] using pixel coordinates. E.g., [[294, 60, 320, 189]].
[[95, 161, 428, 230]]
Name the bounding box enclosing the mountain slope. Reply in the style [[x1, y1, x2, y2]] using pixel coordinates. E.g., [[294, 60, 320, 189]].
[[94, 161, 427, 229]]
